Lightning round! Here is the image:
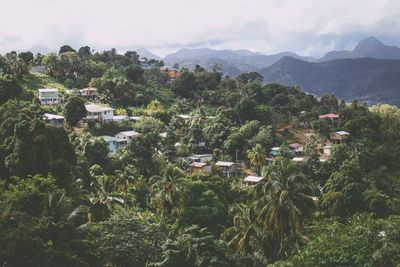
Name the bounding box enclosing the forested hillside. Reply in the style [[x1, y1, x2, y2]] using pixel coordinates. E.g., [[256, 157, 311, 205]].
[[1, 46, 400, 267], [260, 56, 400, 105]]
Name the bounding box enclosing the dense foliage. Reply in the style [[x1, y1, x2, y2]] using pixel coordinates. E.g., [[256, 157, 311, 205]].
[[1, 46, 400, 267]]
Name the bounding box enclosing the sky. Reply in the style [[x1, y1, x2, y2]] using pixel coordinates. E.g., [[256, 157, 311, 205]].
[[1, 0, 400, 57]]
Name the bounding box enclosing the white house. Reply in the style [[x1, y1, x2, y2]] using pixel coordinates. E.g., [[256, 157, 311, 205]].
[[115, 131, 141, 142], [101, 136, 119, 154], [112, 115, 129, 124], [79, 87, 97, 101], [216, 161, 237, 178], [330, 131, 350, 143], [84, 104, 114, 126], [289, 143, 304, 153], [189, 162, 211, 173], [188, 154, 213, 163], [43, 113, 64, 126], [38, 88, 60, 105], [243, 175, 264, 186]]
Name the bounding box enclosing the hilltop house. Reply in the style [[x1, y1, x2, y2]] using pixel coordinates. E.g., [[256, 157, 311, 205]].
[[216, 161, 237, 178], [189, 162, 211, 173], [330, 131, 350, 143], [188, 154, 213, 163], [270, 147, 280, 157], [160, 67, 181, 79], [43, 113, 64, 126], [84, 104, 114, 126], [112, 115, 129, 124], [79, 87, 97, 102], [289, 143, 303, 154], [243, 176, 264, 186], [319, 113, 339, 123], [38, 88, 60, 105], [115, 130, 140, 140], [101, 136, 119, 154]]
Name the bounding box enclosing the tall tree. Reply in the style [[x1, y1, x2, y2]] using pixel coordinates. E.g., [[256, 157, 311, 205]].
[[256, 159, 315, 256], [63, 95, 87, 126], [247, 144, 266, 176]]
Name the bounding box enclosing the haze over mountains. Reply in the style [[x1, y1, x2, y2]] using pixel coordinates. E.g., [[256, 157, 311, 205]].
[[141, 37, 400, 105]]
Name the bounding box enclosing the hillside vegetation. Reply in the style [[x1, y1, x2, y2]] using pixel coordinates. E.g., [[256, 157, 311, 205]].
[[1, 47, 400, 267], [19, 72, 68, 92]]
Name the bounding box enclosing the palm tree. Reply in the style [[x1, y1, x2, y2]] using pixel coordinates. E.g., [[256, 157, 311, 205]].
[[114, 165, 136, 208], [149, 165, 183, 221], [223, 204, 271, 265], [247, 144, 266, 176], [87, 167, 123, 222], [256, 158, 315, 255]]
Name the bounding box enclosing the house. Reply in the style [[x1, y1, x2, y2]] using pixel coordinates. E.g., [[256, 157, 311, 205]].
[[115, 131, 140, 143], [188, 154, 213, 163], [299, 111, 310, 128], [323, 145, 333, 157], [330, 131, 350, 143], [38, 88, 60, 105], [112, 115, 129, 124], [292, 157, 305, 162], [79, 87, 97, 101], [178, 114, 191, 121], [319, 113, 339, 123], [159, 132, 168, 138], [289, 143, 303, 154], [243, 176, 264, 186], [84, 104, 114, 126], [216, 161, 237, 178], [189, 162, 211, 173], [43, 113, 64, 126], [160, 67, 181, 79], [101, 136, 119, 154], [270, 147, 280, 157]]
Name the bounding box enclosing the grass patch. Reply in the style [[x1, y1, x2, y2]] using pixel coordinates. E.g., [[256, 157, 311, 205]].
[[19, 72, 68, 92]]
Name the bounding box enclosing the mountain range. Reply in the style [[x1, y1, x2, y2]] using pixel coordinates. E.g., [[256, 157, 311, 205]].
[[139, 37, 400, 105]]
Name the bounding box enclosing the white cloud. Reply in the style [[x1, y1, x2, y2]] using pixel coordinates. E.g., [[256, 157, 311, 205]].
[[0, 0, 400, 57]]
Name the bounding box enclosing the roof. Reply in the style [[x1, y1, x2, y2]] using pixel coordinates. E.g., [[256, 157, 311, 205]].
[[190, 162, 207, 168], [319, 113, 339, 119], [292, 157, 305, 162], [244, 176, 264, 183], [289, 143, 303, 148], [44, 113, 64, 120], [271, 147, 280, 151], [80, 87, 97, 91], [178, 114, 190, 119], [159, 132, 167, 138], [113, 115, 129, 121], [85, 104, 114, 113], [335, 131, 350, 135], [216, 161, 235, 167], [101, 136, 119, 142], [191, 154, 212, 158], [323, 145, 333, 149], [116, 131, 140, 137], [38, 88, 58, 93]]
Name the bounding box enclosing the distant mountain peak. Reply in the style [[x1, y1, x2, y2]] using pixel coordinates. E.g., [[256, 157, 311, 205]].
[[319, 36, 400, 61], [136, 48, 161, 60], [354, 36, 384, 52]]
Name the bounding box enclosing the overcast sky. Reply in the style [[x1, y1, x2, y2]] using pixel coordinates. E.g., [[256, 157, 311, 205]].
[[1, 0, 400, 57]]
